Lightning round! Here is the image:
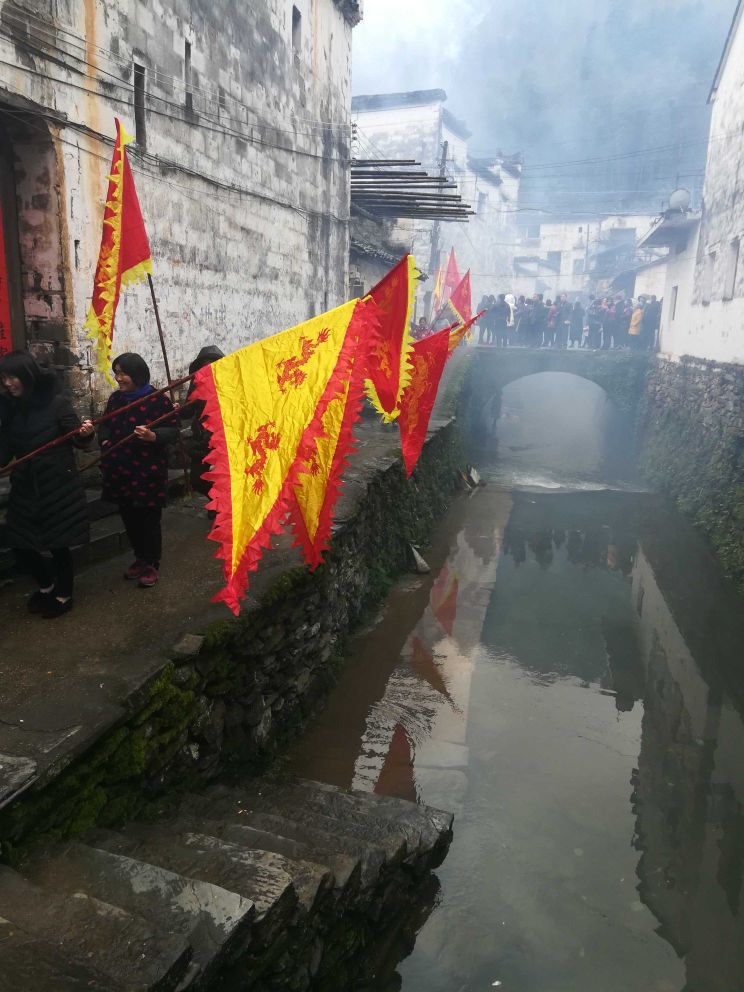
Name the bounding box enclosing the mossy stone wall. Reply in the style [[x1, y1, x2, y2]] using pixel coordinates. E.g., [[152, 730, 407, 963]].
[[638, 355, 744, 591]]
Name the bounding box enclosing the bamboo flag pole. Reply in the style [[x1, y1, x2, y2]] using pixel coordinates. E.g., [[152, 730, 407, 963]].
[[79, 399, 197, 474], [147, 273, 192, 494], [0, 373, 196, 479]]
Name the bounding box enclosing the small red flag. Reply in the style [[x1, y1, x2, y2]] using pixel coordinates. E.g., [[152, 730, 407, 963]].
[[365, 254, 417, 421], [83, 118, 152, 380], [443, 248, 461, 298], [449, 270, 472, 323], [397, 325, 451, 478]]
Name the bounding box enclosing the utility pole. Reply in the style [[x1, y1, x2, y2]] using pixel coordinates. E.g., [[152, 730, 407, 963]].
[[426, 140, 449, 320]]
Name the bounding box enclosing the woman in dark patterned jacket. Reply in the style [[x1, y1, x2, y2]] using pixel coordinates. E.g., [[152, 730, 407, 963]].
[[99, 353, 178, 588], [0, 351, 94, 618]]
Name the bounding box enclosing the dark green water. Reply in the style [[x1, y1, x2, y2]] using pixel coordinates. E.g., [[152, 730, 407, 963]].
[[288, 481, 744, 992]]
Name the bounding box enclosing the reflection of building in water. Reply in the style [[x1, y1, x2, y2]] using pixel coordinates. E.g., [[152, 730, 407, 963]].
[[351, 495, 511, 807], [631, 546, 744, 990]]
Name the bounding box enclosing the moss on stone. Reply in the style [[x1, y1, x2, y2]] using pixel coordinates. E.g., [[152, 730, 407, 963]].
[[639, 357, 744, 593]]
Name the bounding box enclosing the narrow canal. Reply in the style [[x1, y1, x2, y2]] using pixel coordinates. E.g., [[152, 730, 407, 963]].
[[287, 374, 744, 992]]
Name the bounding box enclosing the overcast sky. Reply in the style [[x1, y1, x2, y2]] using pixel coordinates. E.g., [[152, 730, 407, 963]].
[[352, 0, 735, 211]]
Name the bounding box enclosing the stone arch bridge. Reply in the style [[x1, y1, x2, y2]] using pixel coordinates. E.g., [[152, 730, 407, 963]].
[[462, 347, 652, 438]]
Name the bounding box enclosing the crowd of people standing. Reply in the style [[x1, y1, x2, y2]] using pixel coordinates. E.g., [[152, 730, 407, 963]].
[[472, 292, 661, 351]]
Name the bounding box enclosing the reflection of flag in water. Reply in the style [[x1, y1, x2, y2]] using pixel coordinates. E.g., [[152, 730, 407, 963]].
[[374, 722, 416, 802], [431, 565, 459, 637], [411, 636, 458, 711]]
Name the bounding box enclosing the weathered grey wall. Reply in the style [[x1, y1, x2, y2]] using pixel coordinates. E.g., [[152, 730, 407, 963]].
[[0, 0, 359, 402], [638, 355, 744, 592]]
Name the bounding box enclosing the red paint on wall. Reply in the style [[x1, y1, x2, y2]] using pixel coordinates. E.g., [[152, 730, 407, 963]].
[[0, 198, 13, 356]]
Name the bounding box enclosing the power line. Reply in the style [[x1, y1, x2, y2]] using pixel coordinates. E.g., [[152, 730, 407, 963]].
[[0, 3, 350, 133], [0, 57, 351, 164]]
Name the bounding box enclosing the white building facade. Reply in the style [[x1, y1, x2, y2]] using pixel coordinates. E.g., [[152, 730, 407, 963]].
[[0, 0, 361, 404], [653, 0, 744, 365], [351, 90, 521, 314], [513, 214, 659, 301]]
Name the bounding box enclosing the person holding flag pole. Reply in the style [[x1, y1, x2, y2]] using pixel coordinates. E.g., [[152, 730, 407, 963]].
[[83, 117, 190, 493]]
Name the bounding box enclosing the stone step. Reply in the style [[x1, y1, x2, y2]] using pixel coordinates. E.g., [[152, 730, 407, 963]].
[[178, 792, 382, 889], [0, 916, 126, 992], [26, 842, 255, 987], [203, 782, 412, 865], [0, 865, 191, 991], [90, 826, 301, 944], [223, 779, 454, 860], [0, 471, 189, 579], [168, 810, 361, 896]]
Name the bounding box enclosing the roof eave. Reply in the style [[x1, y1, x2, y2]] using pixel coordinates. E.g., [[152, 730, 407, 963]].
[[709, 0, 743, 103]]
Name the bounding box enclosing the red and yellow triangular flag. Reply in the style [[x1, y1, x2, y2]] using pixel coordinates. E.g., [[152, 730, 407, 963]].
[[449, 270, 472, 323], [191, 298, 379, 613], [443, 248, 461, 298], [83, 118, 152, 381], [289, 316, 378, 568], [431, 264, 444, 317], [364, 254, 418, 422], [397, 325, 451, 478]]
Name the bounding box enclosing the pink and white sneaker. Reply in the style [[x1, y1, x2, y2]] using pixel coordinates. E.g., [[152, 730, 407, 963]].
[[138, 565, 159, 588]]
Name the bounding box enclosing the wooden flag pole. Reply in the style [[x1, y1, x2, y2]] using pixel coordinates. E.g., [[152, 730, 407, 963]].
[[147, 273, 192, 494]]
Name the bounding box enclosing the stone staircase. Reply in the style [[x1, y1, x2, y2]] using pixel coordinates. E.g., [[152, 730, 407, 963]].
[[0, 779, 453, 991], [0, 472, 190, 583]]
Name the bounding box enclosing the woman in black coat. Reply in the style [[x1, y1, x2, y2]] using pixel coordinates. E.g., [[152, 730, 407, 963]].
[[0, 351, 94, 618], [99, 353, 178, 589]]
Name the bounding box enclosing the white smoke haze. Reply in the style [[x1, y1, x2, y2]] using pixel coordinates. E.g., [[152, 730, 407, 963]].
[[353, 0, 736, 212]]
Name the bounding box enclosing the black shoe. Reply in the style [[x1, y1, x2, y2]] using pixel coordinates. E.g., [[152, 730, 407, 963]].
[[27, 589, 54, 614], [41, 597, 73, 619]]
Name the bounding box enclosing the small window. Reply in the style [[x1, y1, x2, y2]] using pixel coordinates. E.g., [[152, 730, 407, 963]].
[[218, 86, 227, 119], [184, 40, 193, 112], [723, 239, 740, 301], [292, 6, 302, 62], [573, 258, 585, 275], [526, 225, 540, 239], [547, 250, 562, 271], [477, 191, 487, 215], [133, 63, 146, 148], [671, 285, 678, 321], [702, 250, 716, 305], [578, 226, 583, 234]]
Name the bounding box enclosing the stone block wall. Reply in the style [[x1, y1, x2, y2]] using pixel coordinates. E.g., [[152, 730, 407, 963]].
[[0, 0, 358, 403], [0, 421, 463, 859], [638, 355, 744, 591]]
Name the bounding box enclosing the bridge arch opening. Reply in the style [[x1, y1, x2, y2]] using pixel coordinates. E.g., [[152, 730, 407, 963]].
[[481, 371, 635, 488]]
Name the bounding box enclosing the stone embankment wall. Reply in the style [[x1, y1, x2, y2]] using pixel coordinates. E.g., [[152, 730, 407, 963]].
[[638, 356, 744, 591], [0, 421, 463, 859]]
